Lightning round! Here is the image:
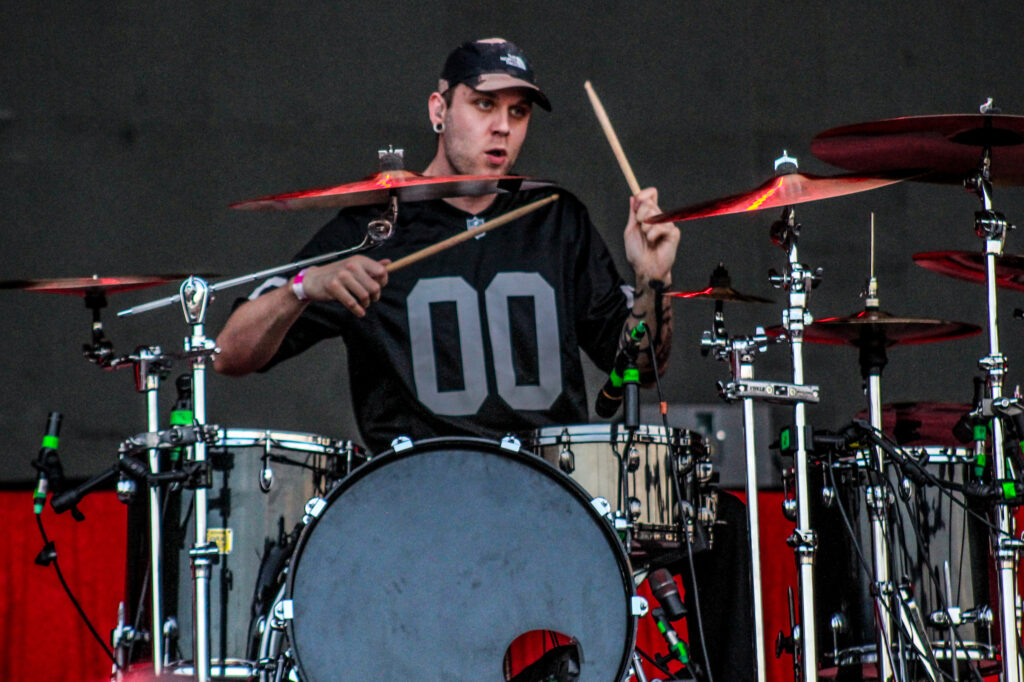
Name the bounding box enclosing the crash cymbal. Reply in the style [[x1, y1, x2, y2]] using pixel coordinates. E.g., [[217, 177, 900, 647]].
[[646, 172, 907, 223], [769, 308, 981, 347], [0, 274, 216, 296], [812, 113, 1024, 184], [231, 170, 552, 211], [913, 250, 1024, 292], [666, 263, 773, 303], [855, 401, 970, 447]]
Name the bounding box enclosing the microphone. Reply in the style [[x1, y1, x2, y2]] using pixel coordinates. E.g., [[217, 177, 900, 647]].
[[651, 607, 690, 665], [33, 412, 62, 514], [594, 321, 647, 419], [649, 568, 687, 622]]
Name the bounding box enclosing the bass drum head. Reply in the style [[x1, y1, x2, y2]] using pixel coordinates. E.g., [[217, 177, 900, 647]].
[[286, 437, 636, 681]]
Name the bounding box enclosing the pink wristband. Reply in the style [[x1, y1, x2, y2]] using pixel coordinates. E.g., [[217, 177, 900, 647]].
[[291, 268, 309, 301]]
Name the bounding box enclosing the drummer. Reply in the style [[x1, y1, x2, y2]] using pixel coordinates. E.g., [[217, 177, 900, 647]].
[[214, 38, 755, 679], [214, 37, 679, 453]]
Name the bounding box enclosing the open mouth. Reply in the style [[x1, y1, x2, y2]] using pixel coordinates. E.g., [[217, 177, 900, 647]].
[[484, 148, 508, 165]]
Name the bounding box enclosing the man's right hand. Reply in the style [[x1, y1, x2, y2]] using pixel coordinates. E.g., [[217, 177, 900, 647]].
[[299, 256, 390, 317], [214, 255, 390, 376]]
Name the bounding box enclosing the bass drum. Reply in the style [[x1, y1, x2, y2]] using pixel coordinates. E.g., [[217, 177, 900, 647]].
[[263, 437, 638, 681]]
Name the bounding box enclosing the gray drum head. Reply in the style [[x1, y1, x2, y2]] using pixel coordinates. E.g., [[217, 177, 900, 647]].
[[287, 438, 636, 681]]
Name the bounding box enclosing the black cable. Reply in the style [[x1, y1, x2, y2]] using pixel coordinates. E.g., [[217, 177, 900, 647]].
[[35, 513, 119, 667], [646, 340, 716, 682]]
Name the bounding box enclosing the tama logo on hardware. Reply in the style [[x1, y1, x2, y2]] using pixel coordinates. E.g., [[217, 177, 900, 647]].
[[500, 54, 527, 70]]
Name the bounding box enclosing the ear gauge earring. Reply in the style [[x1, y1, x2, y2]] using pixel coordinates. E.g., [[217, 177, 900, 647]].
[[433, 121, 445, 134]]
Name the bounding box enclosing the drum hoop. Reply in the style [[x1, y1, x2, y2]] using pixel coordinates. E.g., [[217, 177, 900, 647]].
[[283, 436, 637, 680], [527, 423, 697, 447], [215, 427, 360, 456]]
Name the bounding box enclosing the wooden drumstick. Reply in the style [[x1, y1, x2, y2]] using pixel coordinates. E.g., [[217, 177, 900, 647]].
[[385, 194, 559, 273], [584, 80, 642, 196]]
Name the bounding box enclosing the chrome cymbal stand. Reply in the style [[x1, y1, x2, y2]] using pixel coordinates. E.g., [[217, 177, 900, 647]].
[[703, 299, 808, 682], [768, 203, 823, 682], [135, 347, 172, 677], [180, 277, 218, 682], [965, 146, 1022, 682]]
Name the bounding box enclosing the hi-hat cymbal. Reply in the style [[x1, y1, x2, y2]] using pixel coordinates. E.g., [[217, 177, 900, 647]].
[[0, 274, 216, 296], [770, 308, 981, 347], [812, 114, 1024, 184], [646, 172, 907, 223], [913, 250, 1024, 292], [231, 171, 552, 211]]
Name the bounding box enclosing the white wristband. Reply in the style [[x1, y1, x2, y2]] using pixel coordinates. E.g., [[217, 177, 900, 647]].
[[291, 268, 309, 302]]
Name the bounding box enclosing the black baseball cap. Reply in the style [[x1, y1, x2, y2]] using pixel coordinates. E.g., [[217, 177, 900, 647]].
[[438, 38, 551, 111]]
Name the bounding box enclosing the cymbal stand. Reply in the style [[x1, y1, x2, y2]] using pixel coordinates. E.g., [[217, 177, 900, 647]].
[[768, 205, 823, 682], [701, 298, 780, 682], [965, 149, 1022, 682], [856, 274, 901, 682], [134, 346, 172, 677], [179, 276, 218, 682]]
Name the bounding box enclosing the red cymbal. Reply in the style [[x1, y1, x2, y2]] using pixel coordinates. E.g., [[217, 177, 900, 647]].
[[855, 401, 970, 447], [646, 172, 906, 223], [913, 250, 1024, 292], [812, 114, 1024, 185], [0, 274, 215, 296], [666, 286, 773, 303], [665, 263, 773, 303], [231, 170, 551, 210], [768, 308, 981, 347]]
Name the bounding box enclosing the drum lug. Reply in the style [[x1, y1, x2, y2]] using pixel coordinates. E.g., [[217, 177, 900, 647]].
[[500, 434, 521, 452], [303, 496, 327, 524], [631, 596, 649, 617], [591, 496, 612, 519], [627, 497, 642, 522], [558, 447, 575, 474], [626, 447, 640, 473], [390, 435, 413, 452], [273, 599, 294, 623]]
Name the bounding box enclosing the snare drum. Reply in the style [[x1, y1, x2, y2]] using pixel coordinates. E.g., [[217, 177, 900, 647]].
[[170, 428, 365, 677], [258, 436, 639, 681], [523, 424, 714, 557]]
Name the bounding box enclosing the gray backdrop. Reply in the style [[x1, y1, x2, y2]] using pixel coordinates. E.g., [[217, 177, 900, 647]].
[[3, 3, 1024, 482]]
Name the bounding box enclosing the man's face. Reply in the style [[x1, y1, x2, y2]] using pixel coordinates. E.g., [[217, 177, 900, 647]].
[[439, 84, 533, 176]]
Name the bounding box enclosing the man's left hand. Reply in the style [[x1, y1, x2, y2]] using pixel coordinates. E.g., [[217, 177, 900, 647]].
[[624, 187, 680, 287]]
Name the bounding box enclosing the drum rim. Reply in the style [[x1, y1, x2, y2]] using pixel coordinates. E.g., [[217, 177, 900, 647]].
[[214, 427, 363, 455], [525, 422, 698, 446], [283, 435, 638, 681]]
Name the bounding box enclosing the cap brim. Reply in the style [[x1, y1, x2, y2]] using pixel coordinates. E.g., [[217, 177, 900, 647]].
[[473, 73, 552, 111]]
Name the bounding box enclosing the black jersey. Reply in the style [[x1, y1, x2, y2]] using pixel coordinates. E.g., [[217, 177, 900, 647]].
[[255, 187, 630, 453]]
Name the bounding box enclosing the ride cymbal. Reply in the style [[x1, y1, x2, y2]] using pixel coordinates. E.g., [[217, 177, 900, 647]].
[[231, 171, 552, 211], [0, 274, 217, 296], [647, 172, 907, 223], [812, 113, 1024, 185], [913, 250, 1024, 292]]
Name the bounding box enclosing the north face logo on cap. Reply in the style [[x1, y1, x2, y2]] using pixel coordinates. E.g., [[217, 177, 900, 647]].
[[499, 53, 527, 71]]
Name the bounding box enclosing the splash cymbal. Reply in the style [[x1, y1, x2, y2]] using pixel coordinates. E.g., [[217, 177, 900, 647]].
[[812, 113, 1024, 184], [646, 172, 907, 223], [0, 274, 216, 296], [231, 170, 552, 211], [666, 264, 773, 303], [913, 250, 1024, 292]]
